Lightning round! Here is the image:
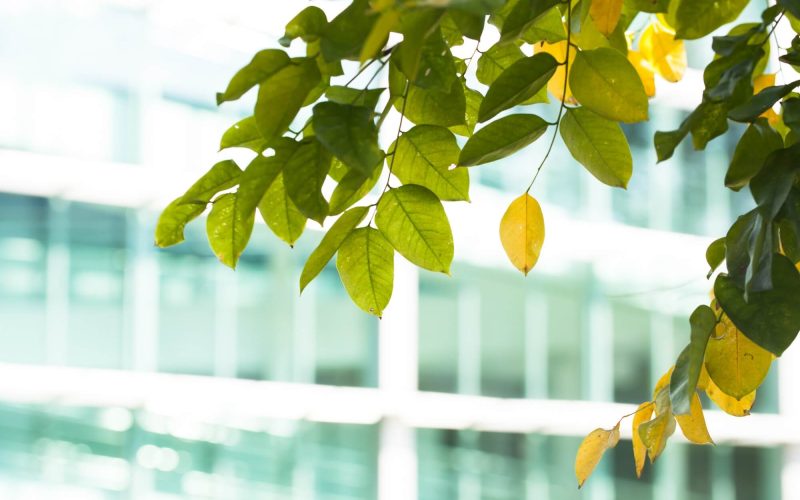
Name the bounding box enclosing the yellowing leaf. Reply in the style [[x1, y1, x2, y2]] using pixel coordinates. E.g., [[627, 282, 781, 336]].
[[628, 50, 656, 97], [704, 367, 756, 416], [639, 20, 686, 82], [499, 194, 545, 275], [675, 393, 713, 444], [705, 314, 773, 399], [589, 0, 623, 36], [575, 423, 620, 488], [536, 41, 576, 103], [638, 411, 675, 463], [632, 401, 654, 478], [652, 365, 674, 399]]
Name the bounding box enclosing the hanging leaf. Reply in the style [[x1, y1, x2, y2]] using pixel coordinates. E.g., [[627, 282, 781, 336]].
[[674, 393, 713, 445], [325, 86, 386, 108], [536, 41, 575, 102], [220, 116, 268, 152], [500, 0, 561, 42], [674, 0, 749, 40], [520, 6, 567, 44], [180, 160, 243, 204], [560, 106, 633, 188], [360, 9, 399, 63], [259, 174, 307, 246], [459, 114, 548, 166], [728, 81, 800, 122], [638, 389, 676, 463], [206, 192, 256, 269], [391, 125, 469, 201], [632, 402, 654, 478], [715, 254, 800, 356], [393, 9, 446, 82], [375, 185, 454, 273], [283, 138, 332, 224], [476, 43, 525, 86], [216, 50, 291, 105], [402, 79, 467, 128], [450, 86, 484, 137], [499, 193, 545, 275], [255, 58, 322, 142], [279, 6, 327, 47], [155, 197, 207, 248], [337, 227, 394, 317], [570, 48, 649, 123], [589, 0, 624, 36], [703, 367, 756, 416], [300, 206, 369, 293], [478, 53, 559, 122], [329, 166, 382, 215], [725, 119, 783, 190], [669, 305, 716, 415], [706, 237, 727, 278], [236, 152, 288, 217], [575, 423, 621, 488], [704, 313, 774, 398], [639, 20, 687, 82], [320, 0, 377, 61], [628, 51, 656, 97], [313, 102, 384, 177]]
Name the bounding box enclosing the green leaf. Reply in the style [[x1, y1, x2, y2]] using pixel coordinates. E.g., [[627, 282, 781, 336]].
[[216, 50, 291, 105], [459, 114, 548, 167], [375, 185, 454, 273], [236, 151, 289, 217], [259, 173, 307, 246], [478, 53, 558, 122], [313, 101, 385, 176], [329, 166, 382, 215], [283, 138, 332, 224], [706, 237, 726, 278], [670, 305, 716, 415], [449, 10, 485, 40], [220, 117, 267, 152], [392, 125, 469, 201], [255, 58, 321, 142], [394, 9, 446, 81], [521, 6, 567, 43], [725, 119, 783, 190], [279, 6, 327, 47], [674, 0, 749, 40], [450, 85, 484, 137], [411, 29, 460, 92], [206, 192, 256, 269], [325, 86, 386, 108], [715, 254, 800, 356], [570, 48, 649, 123], [476, 43, 524, 86], [728, 81, 800, 122], [559, 107, 633, 188], [320, 0, 377, 61], [337, 227, 394, 317], [751, 144, 800, 220], [403, 79, 467, 128], [725, 209, 759, 286], [779, 0, 800, 20], [704, 46, 761, 104], [300, 206, 369, 293], [690, 101, 729, 150], [154, 197, 206, 248], [624, 0, 669, 13], [500, 0, 561, 42], [360, 9, 399, 63], [654, 125, 690, 163], [782, 97, 800, 131], [181, 160, 243, 204]]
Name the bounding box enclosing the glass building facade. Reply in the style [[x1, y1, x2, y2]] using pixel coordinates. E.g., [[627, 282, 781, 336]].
[[0, 1, 797, 499]]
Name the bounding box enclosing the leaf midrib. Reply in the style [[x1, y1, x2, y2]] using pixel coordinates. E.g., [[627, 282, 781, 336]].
[[404, 133, 467, 199], [389, 190, 447, 271]]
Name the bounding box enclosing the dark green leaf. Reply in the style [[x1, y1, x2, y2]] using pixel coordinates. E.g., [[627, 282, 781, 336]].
[[779, 0, 800, 20], [500, 0, 560, 42], [725, 210, 759, 286], [320, 0, 377, 61], [779, 218, 800, 264], [325, 86, 386, 108], [337, 227, 394, 317], [329, 166, 382, 215], [751, 144, 800, 220], [570, 48, 649, 123], [706, 237, 726, 278], [155, 197, 206, 248], [394, 9, 445, 81], [313, 101, 385, 176], [459, 114, 548, 166], [300, 206, 369, 293], [715, 254, 800, 356], [728, 81, 800, 122], [559, 107, 633, 188], [478, 53, 558, 122], [255, 58, 321, 142], [674, 0, 749, 40], [410, 29, 459, 92], [476, 43, 524, 86], [279, 6, 328, 47], [690, 101, 729, 150], [704, 46, 762, 104], [259, 173, 307, 246], [449, 10, 485, 40], [220, 117, 267, 152], [206, 192, 256, 269], [283, 138, 332, 224], [670, 305, 716, 415], [392, 125, 469, 201], [216, 50, 291, 105], [725, 119, 783, 190], [782, 97, 800, 131], [375, 185, 454, 273], [654, 125, 690, 162]]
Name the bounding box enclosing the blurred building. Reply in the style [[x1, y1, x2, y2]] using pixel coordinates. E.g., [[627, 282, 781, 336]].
[[0, 1, 797, 499]]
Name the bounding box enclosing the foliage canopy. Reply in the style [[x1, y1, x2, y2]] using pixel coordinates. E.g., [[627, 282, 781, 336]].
[[156, 0, 800, 486]]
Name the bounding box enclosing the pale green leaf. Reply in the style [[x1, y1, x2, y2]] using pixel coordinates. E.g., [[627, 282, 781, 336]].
[[154, 197, 206, 248], [337, 227, 394, 317], [459, 114, 548, 166], [216, 50, 290, 105], [559, 107, 633, 188], [255, 58, 321, 142], [181, 160, 243, 204], [325, 86, 386, 108], [403, 79, 467, 127], [220, 116, 267, 152], [476, 43, 524, 86], [206, 192, 256, 269], [375, 185, 454, 273], [674, 0, 749, 40], [279, 6, 327, 47], [450, 85, 483, 137], [320, 0, 377, 61], [259, 174, 307, 246], [392, 125, 469, 201]]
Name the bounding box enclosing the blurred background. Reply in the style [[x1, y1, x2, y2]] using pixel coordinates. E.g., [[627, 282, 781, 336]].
[[0, 0, 799, 499]]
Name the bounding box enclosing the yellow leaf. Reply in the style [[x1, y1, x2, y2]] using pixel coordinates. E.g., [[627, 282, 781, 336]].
[[705, 314, 773, 399], [536, 41, 576, 103], [638, 411, 675, 463], [705, 371, 756, 416], [639, 20, 686, 82], [652, 365, 674, 399], [628, 50, 656, 97], [499, 193, 545, 275], [589, 0, 623, 36], [631, 401, 654, 478], [575, 423, 621, 488], [675, 393, 713, 444], [754, 73, 781, 124]]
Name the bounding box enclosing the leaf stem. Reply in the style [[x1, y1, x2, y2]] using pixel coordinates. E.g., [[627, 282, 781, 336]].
[[526, 0, 573, 193], [615, 401, 655, 427]]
